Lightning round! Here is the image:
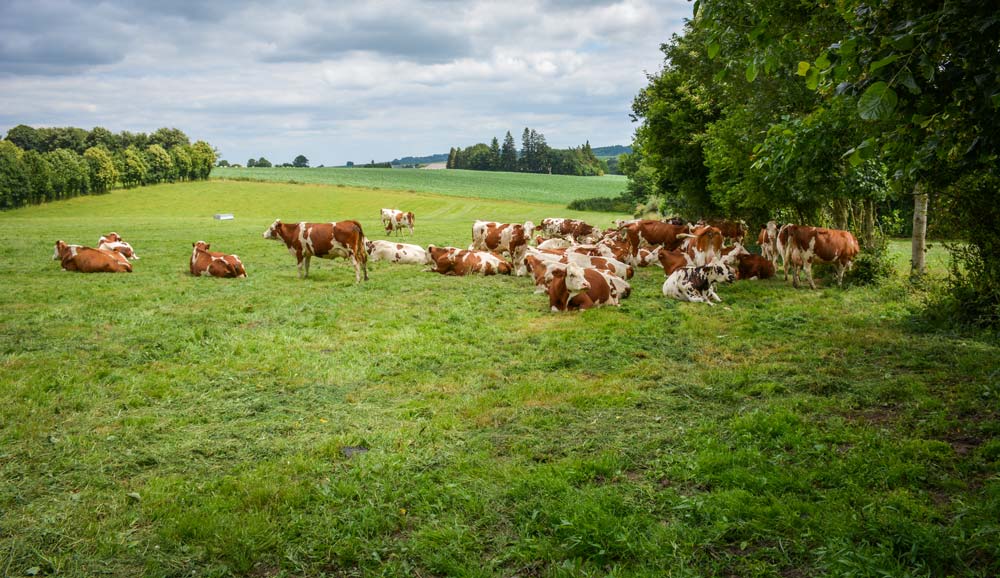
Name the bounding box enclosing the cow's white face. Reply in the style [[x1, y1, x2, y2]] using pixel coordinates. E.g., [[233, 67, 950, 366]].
[[263, 219, 281, 239], [52, 241, 62, 260], [564, 264, 590, 293]]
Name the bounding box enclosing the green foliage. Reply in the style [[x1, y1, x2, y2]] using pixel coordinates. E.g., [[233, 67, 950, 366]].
[[293, 154, 309, 168], [846, 236, 895, 286], [450, 129, 605, 176], [500, 131, 518, 172], [144, 144, 174, 184], [189, 141, 216, 179], [46, 148, 90, 199], [121, 146, 148, 188], [170, 146, 193, 180], [84, 147, 118, 194], [23, 150, 54, 204], [255, 157, 272, 168], [5, 124, 42, 151], [148, 127, 190, 150], [0, 140, 29, 209], [566, 194, 633, 213]]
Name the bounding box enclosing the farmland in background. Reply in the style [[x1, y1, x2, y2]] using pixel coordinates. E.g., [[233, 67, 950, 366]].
[[211, 166, 627, 205], [1, 179, 997, 577]]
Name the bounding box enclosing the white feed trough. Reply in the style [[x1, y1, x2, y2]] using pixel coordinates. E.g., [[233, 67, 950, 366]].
[[214, 213, 234, 221]]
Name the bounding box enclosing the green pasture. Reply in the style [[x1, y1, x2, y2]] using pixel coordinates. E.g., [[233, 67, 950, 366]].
[[211, 166, 627, 205], [1, 180, 998, 577]]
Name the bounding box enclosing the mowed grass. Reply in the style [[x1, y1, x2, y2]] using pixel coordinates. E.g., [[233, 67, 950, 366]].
[[211, 166, 628, 205], [1, 180, 999, 578]]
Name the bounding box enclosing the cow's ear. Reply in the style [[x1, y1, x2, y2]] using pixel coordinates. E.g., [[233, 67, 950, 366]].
[[192, 243, 196, 247]]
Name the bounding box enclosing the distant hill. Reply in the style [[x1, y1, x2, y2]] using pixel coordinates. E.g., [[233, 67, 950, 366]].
[[390, 153, 450, 166], [591, 145, 632, 159], [389, 146, 631, 167]]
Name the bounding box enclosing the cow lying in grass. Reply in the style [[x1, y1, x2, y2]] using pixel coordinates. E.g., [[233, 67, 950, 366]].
[[190, 241, 246, 278], [365, 240, 429, 265], [53, 240, 132, 273], [662, 264, 735, 305], [426, 245, 512, 276], [98, 232, 139, 260], [547, 263, 630, 312]]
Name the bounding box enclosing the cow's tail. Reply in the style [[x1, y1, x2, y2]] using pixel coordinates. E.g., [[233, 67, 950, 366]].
[[350, 220, 368, 278]]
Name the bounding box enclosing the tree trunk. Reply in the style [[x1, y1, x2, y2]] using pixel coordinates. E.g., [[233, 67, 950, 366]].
[[862, 199, 876, 248], [911, 183, 929, 277], [832, 198, 849, 230]]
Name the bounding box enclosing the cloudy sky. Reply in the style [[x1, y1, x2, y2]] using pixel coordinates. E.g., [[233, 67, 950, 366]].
[[0, 0, 690, 166]]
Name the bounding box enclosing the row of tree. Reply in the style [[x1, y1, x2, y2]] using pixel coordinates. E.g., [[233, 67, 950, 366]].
[[625, 0, 999, 325], [240, 155, 309, 168], [1, 126, 215, 210], [447, 128, 607, 176]]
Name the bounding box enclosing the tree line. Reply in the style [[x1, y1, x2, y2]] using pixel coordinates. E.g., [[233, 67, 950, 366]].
[[0, 125, 215, 210], [447, 128, 607, 176], [624, 0, 999, 327], [236, 154, 310, 168]]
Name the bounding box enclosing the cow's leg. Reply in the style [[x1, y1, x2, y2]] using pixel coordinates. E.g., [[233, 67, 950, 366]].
[[835, 263, 846, 287], [805, 260, 816, 289], [708, 286, 723, 302], [303, 255, 312, 278]]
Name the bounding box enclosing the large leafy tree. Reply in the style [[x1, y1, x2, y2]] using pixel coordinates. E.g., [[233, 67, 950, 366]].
[[84, 146, 118, 193], [0, 141, 29, 209], [293, 154, 309, 168]]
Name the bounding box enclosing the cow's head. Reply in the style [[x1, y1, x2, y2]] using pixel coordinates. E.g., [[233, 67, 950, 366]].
[[99, 232, 121, 245], [365, 240, 375, 255], [263, 219, 282, 240], [53, 240, 66, 260], [564, 264, 590, 294], [523, 221, 535, 239], [193, 241, 211, 251]]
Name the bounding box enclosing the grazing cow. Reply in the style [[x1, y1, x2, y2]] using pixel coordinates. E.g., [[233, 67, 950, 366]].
[[381, 209, 414, 236], [365, 240, 429, 265], [678, 226, 724, 266], [426, 245, 512, 276], [538, 218, 600, 243], [783, 225, 860, 288], [471, 220, 534, 275], [262, 219, 368, 282], [657, 248, 693, 276], [699, 219, 747, 243], [190, 241, 247, 278], [759, 221, 779, 266], [735, 254, 776, 280], [547, 264, 628, 312], [53, 240, 132, 273], [662, 264, 735, 305]]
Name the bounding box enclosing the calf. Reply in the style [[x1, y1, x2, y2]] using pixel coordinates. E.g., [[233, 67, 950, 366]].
[[547, 265, 626, 312], [427, 245, 512, 276], [759, 221, 779, 267], [735, 254, 776, 280], [662, 264, 735, 306], [783, 225, 860, 288], [53, 240, 132, 273], [471, 220, 533, 275], [263, 219, 368, 282], [190, 241, 247, 278], [365, 240, 429, 265]]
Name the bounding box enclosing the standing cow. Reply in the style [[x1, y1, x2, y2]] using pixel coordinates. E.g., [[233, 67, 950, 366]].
[[783, 225, 860, 288], [381, 209, 414, 236], [263, 219, 368, 282]]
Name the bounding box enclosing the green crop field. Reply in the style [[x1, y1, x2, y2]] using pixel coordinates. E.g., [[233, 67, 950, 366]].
[[211, 166, 627, 205], [2, 180, 998, 577]]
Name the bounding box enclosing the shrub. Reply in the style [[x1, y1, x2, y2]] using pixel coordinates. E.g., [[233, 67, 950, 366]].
[[567, 195, 632, 213], [846, 235, 895, 286]]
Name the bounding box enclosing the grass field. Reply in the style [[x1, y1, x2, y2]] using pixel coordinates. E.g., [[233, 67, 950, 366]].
[[210, 166, 628, 205], [2, 180, 998, 577]]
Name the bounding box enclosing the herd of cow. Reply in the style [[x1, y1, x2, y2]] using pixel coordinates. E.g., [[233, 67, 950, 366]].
[[52, 208, 860, 310]]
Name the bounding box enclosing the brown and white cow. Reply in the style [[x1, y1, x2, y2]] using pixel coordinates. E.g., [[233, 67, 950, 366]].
[[758, 221, 779, 267], [97, 232, 139, 260], [783, 225, 860, 288], [381, 209, 414, 236], [678, 226, 724, 266], [262, 219, 368, 282], [699, 219, 747, 243], [190, 241, 247, 278], [53, 240, 132, 273], [531, 248, 633, 280], [365, 240, 429, 265], [617, 220, 690, 264], [538, 218, 600, 243], [426, 245, 512, 276], [547, 264, 628, 312], [735, 254, 776, 280], [471, 220, 534, 275], [719, 243, 750, 267], [637, 246, 662, 267], [777, 223, 794, 279], [657, 248, 693, 276], [535, 237, 573, 250]]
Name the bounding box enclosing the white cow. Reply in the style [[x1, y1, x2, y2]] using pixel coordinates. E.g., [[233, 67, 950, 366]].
[[365, 240, 429, 264]]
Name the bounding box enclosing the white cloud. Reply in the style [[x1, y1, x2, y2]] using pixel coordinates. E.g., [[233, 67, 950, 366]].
[[0, 0, 688, 165]]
